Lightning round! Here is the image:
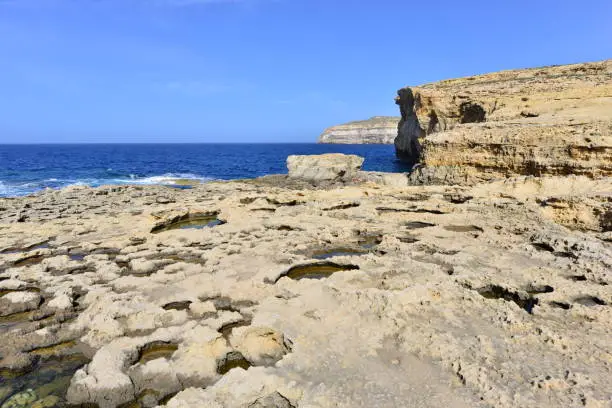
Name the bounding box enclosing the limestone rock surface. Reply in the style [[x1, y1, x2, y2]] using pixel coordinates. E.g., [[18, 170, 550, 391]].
[[318, 116, 400, 144], [287, 154, 364, 182], [0, 291, 41, 317], [0, 172, 610, 407], [395, 59, 612, 183]]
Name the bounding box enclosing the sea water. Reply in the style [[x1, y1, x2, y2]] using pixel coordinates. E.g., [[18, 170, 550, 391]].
[[0, 144, 410, 197]]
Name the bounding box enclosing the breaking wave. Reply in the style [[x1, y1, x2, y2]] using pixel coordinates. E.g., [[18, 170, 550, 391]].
[[0, 173, 213, 197], [113, 173, 213, 185]]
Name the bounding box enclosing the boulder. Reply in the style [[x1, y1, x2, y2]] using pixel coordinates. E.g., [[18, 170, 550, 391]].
[[286, 154, 364, 182]]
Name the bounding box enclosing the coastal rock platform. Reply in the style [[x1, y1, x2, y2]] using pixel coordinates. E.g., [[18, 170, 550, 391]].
[[0, 172, 610, 407]]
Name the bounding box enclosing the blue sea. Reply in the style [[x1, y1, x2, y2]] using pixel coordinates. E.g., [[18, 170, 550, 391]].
[[0, 144, 410, 197]]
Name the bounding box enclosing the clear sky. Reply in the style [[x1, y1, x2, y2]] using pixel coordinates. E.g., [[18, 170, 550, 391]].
[[0, 0, 611, 143]]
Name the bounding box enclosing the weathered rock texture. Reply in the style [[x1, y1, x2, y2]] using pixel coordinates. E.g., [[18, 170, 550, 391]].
[[318, 116, 400, 144], [395, 59, 612, 183], [0, 168, 610, 407], [287, 154, 364, 182]]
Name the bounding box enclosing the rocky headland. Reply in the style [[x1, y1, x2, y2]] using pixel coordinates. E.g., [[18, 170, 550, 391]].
[[395, 60, 612, 184], [317, 116, 399, 144]]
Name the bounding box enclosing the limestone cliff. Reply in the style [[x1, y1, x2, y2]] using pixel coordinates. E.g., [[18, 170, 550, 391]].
[[318, 116, 399, 144], [394, 60, 612, 183]]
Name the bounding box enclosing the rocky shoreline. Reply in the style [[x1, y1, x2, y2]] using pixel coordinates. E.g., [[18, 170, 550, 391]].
[[0, 154, 610, 408]]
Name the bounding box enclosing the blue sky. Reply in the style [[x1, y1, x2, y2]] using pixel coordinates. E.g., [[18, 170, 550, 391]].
[[0, 0, 610, 143]]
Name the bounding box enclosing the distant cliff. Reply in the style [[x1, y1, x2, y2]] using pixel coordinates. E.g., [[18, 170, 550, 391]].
[[318, 116, 400, 144]]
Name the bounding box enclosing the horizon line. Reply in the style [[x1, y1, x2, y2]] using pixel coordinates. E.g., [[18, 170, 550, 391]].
[[0, 142, 337, 145]]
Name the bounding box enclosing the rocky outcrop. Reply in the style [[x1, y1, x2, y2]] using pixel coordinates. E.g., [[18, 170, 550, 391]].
[[318, 116, 400, 144], [395, 59, 612, 183], [287, 154, 364, 182]]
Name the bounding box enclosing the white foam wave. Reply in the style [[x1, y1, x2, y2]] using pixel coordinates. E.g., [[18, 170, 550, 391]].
[[114, 173, 213, 185], [0, 173, 213, 197], [0, 180, 40, 197]]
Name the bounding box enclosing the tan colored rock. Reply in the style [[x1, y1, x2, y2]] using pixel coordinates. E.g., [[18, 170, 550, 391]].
[[66, 338, 139, 408], [0, 291, 41, 317], [128, 358, 182, 403], [164, 370, 301, 408], [318, 116, 400, 144], [188, 300, 217, 318], [395, 59, 612, 183], [356, 171, 410, 187], [172, 334, 229, 388], [0, 177, 610, 407], [47, 293, 73, 311], [232, 327, 291, 367], [286, 153, 364, 181]]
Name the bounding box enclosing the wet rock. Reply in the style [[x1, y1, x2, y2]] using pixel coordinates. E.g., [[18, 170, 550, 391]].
[[30, 396, 60, 408], [275, 262, 360, 282], [216, 351, 251, 375], [0, 389, 37, 408]]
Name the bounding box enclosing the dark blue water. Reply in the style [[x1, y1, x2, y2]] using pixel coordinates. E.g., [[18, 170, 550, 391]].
[[0, 144, 409, 197]]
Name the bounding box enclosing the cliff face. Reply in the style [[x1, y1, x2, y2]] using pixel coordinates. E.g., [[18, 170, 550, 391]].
[[318, 116, 400, 144], [395, 60, 612, 183]]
